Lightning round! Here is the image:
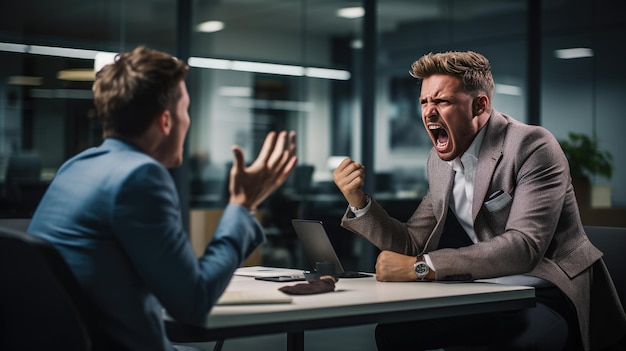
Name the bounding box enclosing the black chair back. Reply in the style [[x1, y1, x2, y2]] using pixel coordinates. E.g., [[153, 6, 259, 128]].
[[584, 225, 626, 307], [0, 226, 92, 350]]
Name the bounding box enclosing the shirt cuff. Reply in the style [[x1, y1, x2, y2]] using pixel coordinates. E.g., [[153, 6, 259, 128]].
[[423, 254, 436, 270], [349, 195, 371, 218]]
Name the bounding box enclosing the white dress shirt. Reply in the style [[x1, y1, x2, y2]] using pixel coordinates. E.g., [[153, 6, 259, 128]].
[[447, 126, 486, 244]]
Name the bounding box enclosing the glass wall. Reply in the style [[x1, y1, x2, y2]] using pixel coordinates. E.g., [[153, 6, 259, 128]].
[[1, 0, 625, 268], [0, 0, 178, 218], [186, 0, 359, 209], [541, 0, 626, 208], [375, 0, 528, 197]]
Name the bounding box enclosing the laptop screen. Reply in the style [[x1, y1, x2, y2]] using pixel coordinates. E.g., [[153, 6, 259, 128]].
[[291, 219, 345, 274]]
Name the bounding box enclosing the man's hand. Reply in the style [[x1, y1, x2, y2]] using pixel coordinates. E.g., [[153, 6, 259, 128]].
[[229, 130, 297, 211], [375, 250, 420, 282], [333, 157, 367, 209]]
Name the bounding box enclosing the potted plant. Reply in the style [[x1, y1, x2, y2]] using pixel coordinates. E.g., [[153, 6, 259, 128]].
[[558, 132, 613, 208]]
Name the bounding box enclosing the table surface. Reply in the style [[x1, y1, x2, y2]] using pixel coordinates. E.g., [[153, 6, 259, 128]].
[[165, 268, 535, 343]]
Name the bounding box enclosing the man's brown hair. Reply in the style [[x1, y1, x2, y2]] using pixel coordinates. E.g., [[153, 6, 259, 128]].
[[93, 46, 189, 138]]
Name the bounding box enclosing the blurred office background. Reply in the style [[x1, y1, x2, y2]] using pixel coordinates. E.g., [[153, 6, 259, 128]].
[[1, 0, 625, 273]]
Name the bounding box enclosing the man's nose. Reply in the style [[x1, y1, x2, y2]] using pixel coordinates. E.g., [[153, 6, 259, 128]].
[[423, 104, 437, 118]]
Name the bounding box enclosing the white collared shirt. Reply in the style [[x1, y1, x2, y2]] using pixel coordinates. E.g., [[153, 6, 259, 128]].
[[446, 126, 487, 244]]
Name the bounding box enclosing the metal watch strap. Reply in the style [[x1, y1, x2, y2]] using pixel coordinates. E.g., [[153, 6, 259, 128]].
[[413, 256, 429, 280]]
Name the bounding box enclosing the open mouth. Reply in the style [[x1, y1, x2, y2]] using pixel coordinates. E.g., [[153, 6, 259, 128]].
[[429, 125, 449, 150]]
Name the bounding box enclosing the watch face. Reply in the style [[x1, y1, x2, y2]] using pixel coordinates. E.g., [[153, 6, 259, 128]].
[[414, 261, 428, 277]]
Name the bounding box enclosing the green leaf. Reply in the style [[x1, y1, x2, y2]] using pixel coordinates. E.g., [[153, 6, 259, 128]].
[[558, 132, 613, 180]]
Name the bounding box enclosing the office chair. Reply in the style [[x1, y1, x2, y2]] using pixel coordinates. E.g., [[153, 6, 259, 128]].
[[165, 320, 225, 351], [0, 225, 92, 350], [584, 225, 626, 350], [585, 226, 626, 306]]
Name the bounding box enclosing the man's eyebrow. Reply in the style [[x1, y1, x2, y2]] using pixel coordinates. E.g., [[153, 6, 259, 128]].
[[420, 94, 452, 102]]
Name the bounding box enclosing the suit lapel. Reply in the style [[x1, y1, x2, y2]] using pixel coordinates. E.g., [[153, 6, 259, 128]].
[[424, 152, 456, 251], [432, 155, 455, 219], [472, 112, 507, 221]]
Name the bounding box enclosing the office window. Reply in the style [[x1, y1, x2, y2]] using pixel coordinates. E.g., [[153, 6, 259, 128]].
[[1, 0, 625, 222], [0, 0, 176, 217], [186, 0, 359, 211], [373, 0, 527, 199], [540, 0, 626, 207]]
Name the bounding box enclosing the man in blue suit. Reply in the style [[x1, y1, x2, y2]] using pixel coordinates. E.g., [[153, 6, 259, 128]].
[[28, 46, 297, 351]]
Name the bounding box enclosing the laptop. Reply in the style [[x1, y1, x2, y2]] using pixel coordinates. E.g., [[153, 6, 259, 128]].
[[291, 219, 370, 278]]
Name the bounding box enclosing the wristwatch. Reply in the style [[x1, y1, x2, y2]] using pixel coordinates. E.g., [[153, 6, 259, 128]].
[[413, 257, 429, 280]]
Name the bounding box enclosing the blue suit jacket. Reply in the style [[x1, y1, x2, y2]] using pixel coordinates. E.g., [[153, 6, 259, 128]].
[[28, 138, 265, 351]]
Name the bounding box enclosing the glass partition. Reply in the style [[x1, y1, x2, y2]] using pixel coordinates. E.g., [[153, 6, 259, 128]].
[[186, 0, 359, 207], [185, 0, 362, 269], [541, 0, 626, 207], [0, 0, 178, 218], [374, 0, 528, 202], [1, 0, 625, 266]]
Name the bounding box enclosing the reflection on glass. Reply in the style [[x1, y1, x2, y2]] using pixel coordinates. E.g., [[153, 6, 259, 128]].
[[1, 0, 624, 238]]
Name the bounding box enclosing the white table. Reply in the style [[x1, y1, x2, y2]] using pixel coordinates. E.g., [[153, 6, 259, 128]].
[[165, 271, 535, 351]]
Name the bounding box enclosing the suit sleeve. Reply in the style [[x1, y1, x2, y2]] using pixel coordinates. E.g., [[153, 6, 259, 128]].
[[111, 162, 265, 324], [340, 150, 443, 256]]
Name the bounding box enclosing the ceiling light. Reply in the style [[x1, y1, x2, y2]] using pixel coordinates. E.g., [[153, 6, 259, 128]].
[[230, 61, 304, 76], [57, 68, 96, 81], [7, 76, 43, 86], [189, 57, 350, 81], [337, 7, 364, 19], [350, 39, 363, 49], [0, 42, 27, 53], [188, 57, 231, 70], [554, 48, 594, 59], [1, 41, 108, 60], [305, 67, 351, 80], [219, 86, 252, 97], [0, 42, 351, 82], [29, 46, 99, 59], [196, 21, 225, 33], [495, 83, 522, 96]]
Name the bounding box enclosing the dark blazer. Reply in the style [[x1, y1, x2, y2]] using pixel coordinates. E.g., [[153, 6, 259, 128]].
[[342, 111, 626, 350], [29, 138, 265, 351]]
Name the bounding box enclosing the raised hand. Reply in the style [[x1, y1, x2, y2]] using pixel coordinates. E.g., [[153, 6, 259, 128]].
[[332, 157, 367, 209], [229, 130, 297, 211]]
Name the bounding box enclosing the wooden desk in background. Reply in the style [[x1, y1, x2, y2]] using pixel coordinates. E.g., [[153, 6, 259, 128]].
[[189, 209, 263, 266]]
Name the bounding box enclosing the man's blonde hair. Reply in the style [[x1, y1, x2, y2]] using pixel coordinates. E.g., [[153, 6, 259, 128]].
[[410, 51, 494, 99]]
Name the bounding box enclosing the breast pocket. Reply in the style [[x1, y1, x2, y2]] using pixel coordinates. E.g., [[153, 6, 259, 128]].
[[484, 190, 512, 213], [482, 190, 513, 231]]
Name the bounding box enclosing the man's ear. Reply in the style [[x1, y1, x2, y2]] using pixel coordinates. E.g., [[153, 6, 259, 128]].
[[472, 95, 488, 116], [158, 109, 172, 136]]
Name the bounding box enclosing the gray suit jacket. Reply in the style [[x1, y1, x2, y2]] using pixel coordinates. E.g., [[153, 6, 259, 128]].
[[342, 111, 626, 350]]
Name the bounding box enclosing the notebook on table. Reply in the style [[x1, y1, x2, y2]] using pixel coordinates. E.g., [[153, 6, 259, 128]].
[[216, 289, 293, 305], [234, 266, 305, 278], [291, 219, 370, 279]]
